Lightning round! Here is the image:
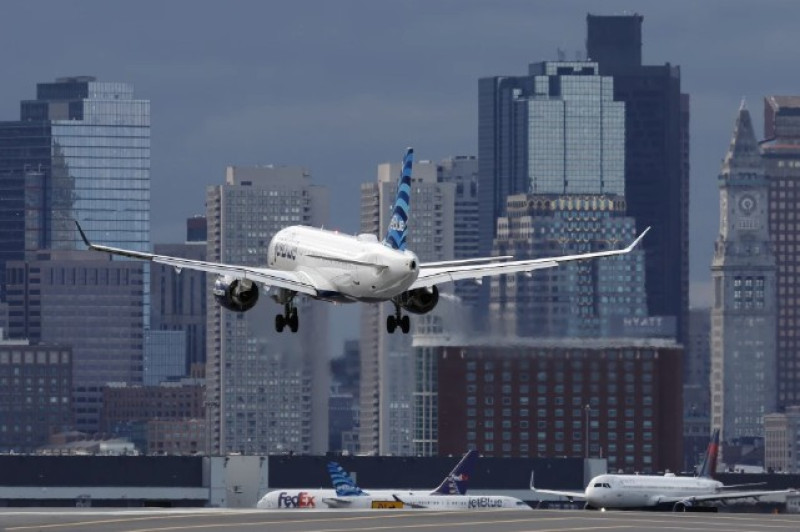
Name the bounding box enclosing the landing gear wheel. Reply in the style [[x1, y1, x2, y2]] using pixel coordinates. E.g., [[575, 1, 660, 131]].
[[289, 308, 299, 333], [400, 315, 410, 334], [386, 315, 397, 334], [275, 314, 286, 333]]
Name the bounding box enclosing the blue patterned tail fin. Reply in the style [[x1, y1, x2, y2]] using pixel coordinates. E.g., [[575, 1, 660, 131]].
[[382, 147, 413, 251], [697, 429, 720, 479], [430, 449, 478, 495], [327, 462, 365, 496]]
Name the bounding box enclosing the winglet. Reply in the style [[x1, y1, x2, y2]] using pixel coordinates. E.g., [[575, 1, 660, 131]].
[[382, 147, 413, 251], [75, 220, 92, 248], [624, 226, 651, 252]]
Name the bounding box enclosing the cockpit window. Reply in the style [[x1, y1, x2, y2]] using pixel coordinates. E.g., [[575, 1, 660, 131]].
[[593, 482, 612, 488], [593, 483, 603, 488]]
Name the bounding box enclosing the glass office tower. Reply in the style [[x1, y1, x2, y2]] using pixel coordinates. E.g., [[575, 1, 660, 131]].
[[19, 77, 150, 253], [0, 75, 150, 314], [526, 62, 625, 195]]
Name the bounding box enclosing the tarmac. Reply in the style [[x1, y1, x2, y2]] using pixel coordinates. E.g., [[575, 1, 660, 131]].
[[3, 508, 800, 532]]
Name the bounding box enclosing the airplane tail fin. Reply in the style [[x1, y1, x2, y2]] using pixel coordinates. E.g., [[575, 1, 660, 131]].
[[430, 449, 478, 495], [697, 428, 720, 479], [382, 147, 413, 251], [327, 462, 365, 496]]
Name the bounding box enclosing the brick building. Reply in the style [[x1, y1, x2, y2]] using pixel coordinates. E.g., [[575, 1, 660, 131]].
[[420, 339, 683, 473]]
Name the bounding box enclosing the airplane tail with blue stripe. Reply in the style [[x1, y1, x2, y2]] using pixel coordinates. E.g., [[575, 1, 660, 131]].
[[430, 449, 478, 495], [327, 462, 365, 496], [382, 147, 413, 251], [697, 429, 720, 479]]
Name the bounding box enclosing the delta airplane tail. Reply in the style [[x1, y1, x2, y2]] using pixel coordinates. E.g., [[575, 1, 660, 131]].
[[697, 428, 720, 479], [327, 462, 365, 496], [430, 449, 479, 495], [382, 147, 413, 251]]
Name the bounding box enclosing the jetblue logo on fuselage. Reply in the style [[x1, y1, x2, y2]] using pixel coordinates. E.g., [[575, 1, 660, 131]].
[[278, 491, 316, 508], [468, 497, 503, 508], [274, 241, 298, 261]]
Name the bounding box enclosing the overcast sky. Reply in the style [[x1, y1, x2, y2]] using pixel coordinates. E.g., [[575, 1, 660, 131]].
[[2, 0, 799, 346]]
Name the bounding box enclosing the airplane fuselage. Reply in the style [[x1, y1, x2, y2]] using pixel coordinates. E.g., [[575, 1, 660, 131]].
[[256, 489, 528, 510], [267, 226, 419, 303], [585, 474, 722, 509]]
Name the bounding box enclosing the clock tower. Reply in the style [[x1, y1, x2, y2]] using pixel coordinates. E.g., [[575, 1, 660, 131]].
[[711, 102, 777, 451]]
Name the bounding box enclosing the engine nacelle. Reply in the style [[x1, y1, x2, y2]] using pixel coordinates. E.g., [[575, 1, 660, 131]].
[[213, 276, 259, 312], [393, 286, 439, 315], [672, 501, 691, 512]]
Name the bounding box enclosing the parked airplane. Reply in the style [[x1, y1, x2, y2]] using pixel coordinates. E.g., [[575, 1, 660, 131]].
[[257, 449, 480, 509], [257, 449, 529, 510], [531, 429, 794, 512], [76, 147, 649, 334]]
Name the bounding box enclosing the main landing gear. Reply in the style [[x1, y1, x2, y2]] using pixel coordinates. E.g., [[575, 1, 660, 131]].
[[386, 303, 410, 334], [275, 302, 299, 333]]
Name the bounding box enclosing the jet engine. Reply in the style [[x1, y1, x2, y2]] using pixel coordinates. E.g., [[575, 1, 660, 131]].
[[213, 276, 259, 312], [393, 286, 439, 315], [672, 501, 691, 512]]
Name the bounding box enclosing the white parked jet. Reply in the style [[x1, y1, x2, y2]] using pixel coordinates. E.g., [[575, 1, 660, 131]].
[[531, 429, 794, 512], [257, 450, 529, 510], [76, 147, 649, 334]]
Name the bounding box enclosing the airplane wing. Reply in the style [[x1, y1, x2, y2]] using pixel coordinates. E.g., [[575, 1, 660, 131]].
[[658, 489, 795, 506], [529, 472, 586, 501], [392, 494, 426, 509], [420, 256, 513, 268], [75, 221, 318, 296], [409, 227, 650, 291], [529, 488, 586, 502], [321, 497, 355, 508]]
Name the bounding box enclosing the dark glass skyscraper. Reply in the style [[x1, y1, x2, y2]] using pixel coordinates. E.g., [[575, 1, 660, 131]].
[[0, 76, 150, 299], [586, 15, 690, 346]]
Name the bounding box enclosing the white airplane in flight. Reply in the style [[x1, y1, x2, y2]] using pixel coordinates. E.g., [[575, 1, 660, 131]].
[[257, 450, 529, 510], [76, 147, 649, 334], [531, 429, 794, 512]]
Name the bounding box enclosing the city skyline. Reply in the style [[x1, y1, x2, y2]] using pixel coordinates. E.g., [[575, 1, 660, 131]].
[[2, 1, 799, 343]]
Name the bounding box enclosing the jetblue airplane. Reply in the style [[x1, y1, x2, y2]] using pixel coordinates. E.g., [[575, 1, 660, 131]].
[[76, 147, 649, 334], [531, 429, 794, 512], [257, 450, 529, 510]]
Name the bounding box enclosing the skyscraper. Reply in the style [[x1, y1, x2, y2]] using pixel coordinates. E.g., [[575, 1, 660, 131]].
[[150, 217, 208, 375], [761, 96, 800, 408], [710, 103, 776, 444], [586, 15, 690, 346], [491, 194, 646, 339], [482, 60, 644, 339], [5, 250, 146, 432], [0, 76, 150, 433], [0, 76, 150, 297], [205, 165, 329, 454], [358, 157, 463, 455]]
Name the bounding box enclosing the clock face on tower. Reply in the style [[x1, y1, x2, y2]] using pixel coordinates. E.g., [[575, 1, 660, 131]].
[[739, 194, 757, 215]]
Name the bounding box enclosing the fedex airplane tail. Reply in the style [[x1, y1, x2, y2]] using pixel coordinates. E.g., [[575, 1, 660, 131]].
[[327, 462, 365, 496], [697, 428, 720, 479], [430, 449, 479, 495], [382, 147, 413, 251]]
